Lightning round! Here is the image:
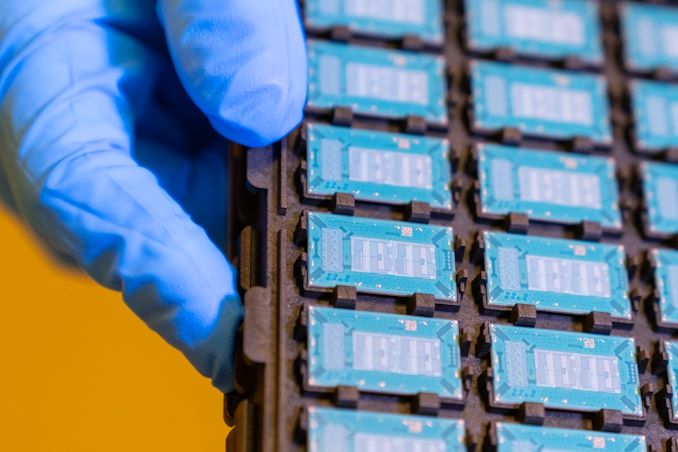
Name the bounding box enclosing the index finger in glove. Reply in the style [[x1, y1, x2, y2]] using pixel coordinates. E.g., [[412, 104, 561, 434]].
[[0, 0, 243, 392]]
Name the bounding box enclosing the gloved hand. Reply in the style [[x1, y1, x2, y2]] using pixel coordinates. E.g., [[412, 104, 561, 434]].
[[0, 0, 306, 392]]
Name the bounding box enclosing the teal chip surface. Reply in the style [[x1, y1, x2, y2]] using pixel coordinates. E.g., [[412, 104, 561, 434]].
[[621, 2, 678, 73], [306, 212, 457, 300], [631, 79, 678, 153], [470, 61, 612, 144], [304, 0, 444, 44], [495, 422, 647, 452], [307, 40, 448, 126], [652, 249, 678, 327], [483, 232, 631, 319], [490, 324, 643, 415], [641, 161, 678, 236], [666, 341, 678, 422], [477, 144, 621, 228], [466, 0, 602, 64], [306, 124, 452, 209], [307, 407, 465, 452], [307, 306, 463, 398]]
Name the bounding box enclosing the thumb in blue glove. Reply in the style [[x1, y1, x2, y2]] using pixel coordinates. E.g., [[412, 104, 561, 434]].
[[0, 0, 307, 392]]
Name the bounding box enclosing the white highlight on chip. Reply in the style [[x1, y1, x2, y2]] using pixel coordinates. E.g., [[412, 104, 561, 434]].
[[511, 83, 593, 125], [344, 0, 426, 25], [661, 25, 678, 58], [518, 166, 602, 209], [353, 433, 446, 452], [525, 255, 611, 298], [352, 331, 442, 377], [668, 265, 678, 308], [348, 147, 433, 189], [657, 176, 678, 220], [644, 94, 678, 138], [351, 236, 437, 279], [346, 63, 429, 105], [534, 349, 622, 394], [504, 5, 585, 46]]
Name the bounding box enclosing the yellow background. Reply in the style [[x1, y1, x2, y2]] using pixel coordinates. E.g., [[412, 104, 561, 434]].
[[0, 207, 227, 451]]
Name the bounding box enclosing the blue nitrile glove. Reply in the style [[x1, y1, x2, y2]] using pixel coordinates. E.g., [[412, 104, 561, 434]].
[[0, 0, 306, 392]]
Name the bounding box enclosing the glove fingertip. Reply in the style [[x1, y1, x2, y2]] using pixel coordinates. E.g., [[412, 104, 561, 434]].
[[159, 0, 307, 147], [210, 76, 306, 147]]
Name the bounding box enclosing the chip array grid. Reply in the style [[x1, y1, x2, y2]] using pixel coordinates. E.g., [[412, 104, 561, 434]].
[[224, 1, 678, 451]]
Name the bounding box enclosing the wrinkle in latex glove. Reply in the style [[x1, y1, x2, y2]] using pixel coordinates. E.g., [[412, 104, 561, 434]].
[[0, 0, 307, 392]]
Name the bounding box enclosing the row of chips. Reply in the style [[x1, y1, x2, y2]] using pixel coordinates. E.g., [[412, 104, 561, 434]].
[[306, 297, 646, 414], [305, 122, 678, 237], [307, 0, 678, 74], [305, 305, 664, 450], [305, 211, 678, 326], [308, 408, 647, 451]]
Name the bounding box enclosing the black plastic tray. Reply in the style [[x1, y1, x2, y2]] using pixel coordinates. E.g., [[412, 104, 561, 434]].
[[223, 1, 678, 450]]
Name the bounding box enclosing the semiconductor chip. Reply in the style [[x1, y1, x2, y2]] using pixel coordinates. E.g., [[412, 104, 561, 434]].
[[483, 231, 631, 319], [641, 161, 678, 237], [305, 123, 452, 209], [631, 79, 678, 153], [470, 61, 612, 144], [665, 341, 678, 423], [308, 407, 465, 452], [489, 324, 643, 416], [494, 422, 647, 452], [306, 212, 457, 300], [307, 306, 463, 399], [304, 0, 444, 44], [477, 143, 621, 228], [307, 40, 448, 126], [621, 2, 678, 74], [650, 249, 678, 328], [465, 0, 603, 64]]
